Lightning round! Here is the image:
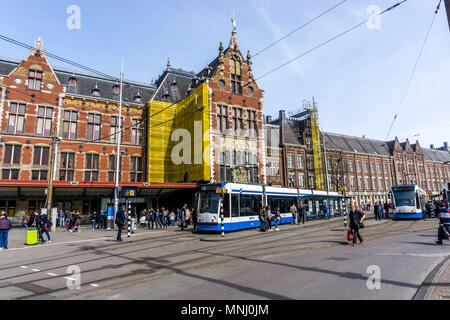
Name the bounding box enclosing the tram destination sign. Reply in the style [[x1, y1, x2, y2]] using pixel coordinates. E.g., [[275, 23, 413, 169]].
[[392, 186, 414, 192]]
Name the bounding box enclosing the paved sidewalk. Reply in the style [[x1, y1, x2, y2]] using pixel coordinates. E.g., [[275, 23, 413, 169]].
[[417, 248, 450, 300]]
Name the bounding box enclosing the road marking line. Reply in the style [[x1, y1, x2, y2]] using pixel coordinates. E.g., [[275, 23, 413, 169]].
[[47, 273, 58, 276], [32, 269, 40, 272], [64, 277, 76, 281], [20, 266, 28, 269], [90, 284, 99, 287]]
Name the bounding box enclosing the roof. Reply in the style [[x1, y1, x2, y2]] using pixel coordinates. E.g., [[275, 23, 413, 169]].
[[0, 59, 156, 105], [153, 68, 197, 103], [324, 132, 391, 156], [422, 148, 450, 163]]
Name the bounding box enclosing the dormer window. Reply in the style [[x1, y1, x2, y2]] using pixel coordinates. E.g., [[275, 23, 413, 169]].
[[134, 90, 142, 104], [113, 83, 120, 94], [69, 74, 77, 86], [91, 83, 100, 97], [28, 70, 42, 90]]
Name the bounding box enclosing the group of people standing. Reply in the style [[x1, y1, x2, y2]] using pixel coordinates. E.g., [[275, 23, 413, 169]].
[[115, 204, 198, 242], [373, 202, 390, 220], [21, 211, 53, 244]]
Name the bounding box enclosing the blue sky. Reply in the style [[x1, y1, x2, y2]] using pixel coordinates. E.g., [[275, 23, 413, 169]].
[[1, 0, 449, 148]]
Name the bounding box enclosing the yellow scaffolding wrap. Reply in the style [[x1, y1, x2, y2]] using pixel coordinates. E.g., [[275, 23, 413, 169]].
[[310, 106, 325, 191], [147, 83, 211, 183]]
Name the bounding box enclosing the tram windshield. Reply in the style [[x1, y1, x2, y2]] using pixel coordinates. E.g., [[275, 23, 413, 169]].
[[200, 190, 221, 214], [392, 187, 415, 207]]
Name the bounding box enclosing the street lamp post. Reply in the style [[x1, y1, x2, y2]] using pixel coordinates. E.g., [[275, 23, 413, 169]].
[[113, 59, 124, 230]]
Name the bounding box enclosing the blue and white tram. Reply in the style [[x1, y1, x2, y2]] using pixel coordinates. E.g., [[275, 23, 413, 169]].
[[391, 185, 427, 219], [442, 182, 450, 209], [197, 183, 342, 232]]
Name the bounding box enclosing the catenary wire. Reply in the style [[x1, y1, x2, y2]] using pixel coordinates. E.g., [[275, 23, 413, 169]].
[[385, 0, 442, 140]]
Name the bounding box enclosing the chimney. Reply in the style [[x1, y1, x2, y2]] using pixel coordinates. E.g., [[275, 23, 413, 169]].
[[430, 144, 434, 150], [444, 142, 449, 150], [279, 110, 286, 120], [266, 115, 272, 123]]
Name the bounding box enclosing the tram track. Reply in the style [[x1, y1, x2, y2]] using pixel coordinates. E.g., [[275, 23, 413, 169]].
[[7, 219, 436, 300]]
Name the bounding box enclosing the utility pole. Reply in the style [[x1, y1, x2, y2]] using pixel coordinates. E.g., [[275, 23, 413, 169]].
[[113, 59, 124, 230], [46, 136, 60, 232]]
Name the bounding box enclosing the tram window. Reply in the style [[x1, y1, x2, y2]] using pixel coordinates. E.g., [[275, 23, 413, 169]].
[[231, 194, 239, 217], [223, 194, 230, 218], [240, 194, 260, 216], [416, 193, 420, 209], [268, 196, 296, 213]]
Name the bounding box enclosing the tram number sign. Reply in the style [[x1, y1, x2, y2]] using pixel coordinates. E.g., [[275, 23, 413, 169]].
[[123, 187, 138, 198], [216, 187, 227, 194]]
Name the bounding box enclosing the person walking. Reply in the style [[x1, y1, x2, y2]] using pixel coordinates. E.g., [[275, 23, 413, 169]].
[[59, 210, 66, 228], [155, 208, 163, 229], [374, 202, 380, 221], [90, 211, 97, 230], [41, 214, 52, 243], [298, 201, 305, 226], [192, 208, 198, 231], [0, 213, 11, 251], [425, 202, 432, 219], [98, 211, 105, 230], [436, 202, 450, 245], [290, 203, 297, 225], [274, 207, 281, 231], [21, 212, 28, 229], [265, 206, 272, 231], [131, 209, 137, 233], [259, 205, 266, 232], [349, 206, 366, 246], [115, 206, 126, 242], [384, 202, 390, 219], [180, 204, 188, 231], [35, 211, 46, 243], [28, 211, 37, 229], [378, 202, 384, 221], [170, 210, 175, 227], [323, 203, 329, 220], [147, 208, 155, 230]]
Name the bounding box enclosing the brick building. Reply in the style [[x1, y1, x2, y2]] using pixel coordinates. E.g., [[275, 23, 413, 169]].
[[265, 106, 450, 207]]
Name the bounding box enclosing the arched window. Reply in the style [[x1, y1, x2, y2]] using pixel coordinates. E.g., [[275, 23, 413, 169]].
[[230, 58, 242, 94]]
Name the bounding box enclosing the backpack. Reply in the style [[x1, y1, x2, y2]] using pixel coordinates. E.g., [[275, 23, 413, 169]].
[[46, 219, 53, 228]]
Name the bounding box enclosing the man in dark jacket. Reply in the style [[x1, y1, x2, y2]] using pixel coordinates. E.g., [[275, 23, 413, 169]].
[[0, 213, 11, 250], [384, 202, 390, 219], [436, 202, 450, 245], [115, 206, 126, 242], [349, 206, 366, 246], [374, 202, 380, 221]]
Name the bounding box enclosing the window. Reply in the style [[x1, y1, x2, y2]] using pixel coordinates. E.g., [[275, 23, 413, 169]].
[[85, 154, 99, 182], [358, 177, 362, 189], [247, 110, 257, 138], [288, 172, 295, 187], [130, 157, 143, 182], [365, 177, 370, 190], [28, 70, 42, 90], [356, 161, 361, 173], [2, 169, 19, 180], [288, 154, 294, 169], [239, 194, 260, 217], [31, 170, 47, 181], [110, 116, 123, 143], [379, 177, 383, 190], [230, 59, 242, 94], [0, 200, 16, 217], [377, 162, 381, 173], [297, 155, 304, 169], [372, 177, 377, 190], [217, 105, 228, 135], [60, 153, 75, 181], [218, 80, 226, 89], [88, 114, 102, 141], [4, 145, 21, 165], [298, 173, 305, 188], [363, 161, 368, 173], [33, 147, 49, 166], [131, 119, 143, 145], [36, 106, 53, 137], [232, 107, 243, 135], [8, 103, 26, 134], [108, 155, 122, 182], [370, 162, 375, 173], [348, 160, 354, 173], [307, 155, 314, 169], [63, 110, 78, 139]]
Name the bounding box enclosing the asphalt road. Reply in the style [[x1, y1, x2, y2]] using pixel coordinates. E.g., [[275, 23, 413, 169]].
[[0, 218, 447, 300]]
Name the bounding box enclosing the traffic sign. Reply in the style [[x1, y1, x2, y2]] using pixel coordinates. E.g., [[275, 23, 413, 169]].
[[122, 187, 138, 198]]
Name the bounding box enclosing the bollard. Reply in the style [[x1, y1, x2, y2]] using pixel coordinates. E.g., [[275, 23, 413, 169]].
[[127, 201, 131, 238], [343, 201, 347, 228], [220, 198, 224, 238]]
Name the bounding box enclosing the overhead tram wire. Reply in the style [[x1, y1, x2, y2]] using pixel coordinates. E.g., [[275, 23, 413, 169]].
[[253, 0, 348, 57], [408, 123, 450, 139], [385, 0, 443, 141], [0, 1, 409, 145], [252, 0, 409, 83]]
